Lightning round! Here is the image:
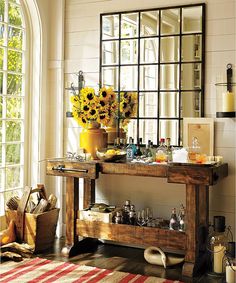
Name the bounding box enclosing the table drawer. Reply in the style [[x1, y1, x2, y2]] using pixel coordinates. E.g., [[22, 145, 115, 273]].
[[46, 160, 99, 179]]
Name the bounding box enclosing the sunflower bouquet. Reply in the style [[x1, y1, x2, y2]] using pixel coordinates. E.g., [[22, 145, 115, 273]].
[[119, 91, 137, 127], [70, 86, 117, 128]]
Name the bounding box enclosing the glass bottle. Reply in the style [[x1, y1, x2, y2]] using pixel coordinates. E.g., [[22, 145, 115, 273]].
[[135, 138, 142, 158], [119, 138, 126, 150], [178, 204, 185, 231], [144, 140, 152, 158], [169, 208, 179, 230], [149, 141, 156, 160], [126, 137, 134, 162], [166, 137, 173, 162], [129, 204, 136, 225], [131, 138, 137, 155], [155, 138, 167, 163], [188, 136, 200, 162], [139, 137, 144, 154], [123, 200, 131, 224]]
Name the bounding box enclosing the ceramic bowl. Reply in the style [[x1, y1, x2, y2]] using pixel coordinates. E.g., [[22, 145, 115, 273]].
[[96, 149, 126, 162]]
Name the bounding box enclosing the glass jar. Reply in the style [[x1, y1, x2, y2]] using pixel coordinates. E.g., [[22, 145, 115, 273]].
[[225, 241, 236, 283], [226, 259, 236, 283], [209, 216, 228, 275], [188, 136, 200, 162]]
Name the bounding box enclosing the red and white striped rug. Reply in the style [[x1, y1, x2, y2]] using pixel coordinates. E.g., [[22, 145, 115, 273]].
[[0, 257, 183, 283]]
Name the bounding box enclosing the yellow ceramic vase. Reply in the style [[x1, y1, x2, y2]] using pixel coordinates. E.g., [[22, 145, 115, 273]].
[[80, 122, 108, 160], [106, 121, 126, 145]]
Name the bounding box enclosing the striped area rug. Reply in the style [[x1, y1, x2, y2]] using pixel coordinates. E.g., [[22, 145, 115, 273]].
[[0, 257, 183, 283]]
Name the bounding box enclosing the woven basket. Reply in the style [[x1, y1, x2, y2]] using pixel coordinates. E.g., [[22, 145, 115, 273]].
[[5, 186, 59, 253]]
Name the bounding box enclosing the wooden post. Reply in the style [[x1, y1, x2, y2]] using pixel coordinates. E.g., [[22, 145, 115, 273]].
[[182, 184, 198, 277], [198, 185, 209, 228], [61, 177, 79, 256], [182, 184, 209, 277]]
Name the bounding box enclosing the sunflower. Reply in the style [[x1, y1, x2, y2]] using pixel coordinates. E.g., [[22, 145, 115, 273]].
[[99, 87, 115, 102], [70, 95, 80, 107], [97, 111, 110, 126], [72, 109, 87, 127], [72, 107, 79, 119], [110, 101, 117, 111], [100, 99, 107, 108], [110, 91, 116, 102], [87, 106, 98, 120], [70, 86, 123, 128], [120, 100, 129, 113], [81, 103, 90, 113], [121, 118, 130, 127], [80, 87, 96, 102], [122, 91, 129, 100], [131, 92, 137, 101], [124, 109, 132, 118], [77, 115, 88, 127], [131, 103, 137, 117]]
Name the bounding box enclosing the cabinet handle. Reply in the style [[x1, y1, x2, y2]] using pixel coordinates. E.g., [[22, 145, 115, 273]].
[[52, 165, 88, 173]]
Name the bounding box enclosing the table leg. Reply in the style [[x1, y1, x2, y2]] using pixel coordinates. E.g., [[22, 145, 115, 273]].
[[62, 177, 99, 257], [182, 184, 209, 277], [61, 177, 79, 256]]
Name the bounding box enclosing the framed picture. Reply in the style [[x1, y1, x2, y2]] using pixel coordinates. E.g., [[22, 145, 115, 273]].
[[183, 118, 214, 156]]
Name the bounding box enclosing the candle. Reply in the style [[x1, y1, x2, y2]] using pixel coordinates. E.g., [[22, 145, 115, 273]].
[[222, 91, 235, 112], [215, 156, 223, 164], [214, 244, 226, 273], [226, 265, 236, 283]]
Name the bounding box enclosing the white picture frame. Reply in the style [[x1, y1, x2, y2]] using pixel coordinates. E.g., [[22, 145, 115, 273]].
[[183, 118, 214, 156]]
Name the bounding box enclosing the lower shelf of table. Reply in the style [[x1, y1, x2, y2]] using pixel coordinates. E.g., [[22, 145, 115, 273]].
[[76, 219, 186, 252]]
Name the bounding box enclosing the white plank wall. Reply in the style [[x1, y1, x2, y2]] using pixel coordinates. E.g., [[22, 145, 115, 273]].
[[64, 0, 236, 237]]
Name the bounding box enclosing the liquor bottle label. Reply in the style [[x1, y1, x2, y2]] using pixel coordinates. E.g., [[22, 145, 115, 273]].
[[127, 148, 134, 161]]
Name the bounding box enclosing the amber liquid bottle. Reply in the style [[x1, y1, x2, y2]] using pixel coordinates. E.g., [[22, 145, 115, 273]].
[[155, 138, 167, 163], [188, 136, 200, 162]]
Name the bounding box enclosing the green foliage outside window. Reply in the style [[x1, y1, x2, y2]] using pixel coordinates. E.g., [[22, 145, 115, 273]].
[[0, 0, 24, 192]]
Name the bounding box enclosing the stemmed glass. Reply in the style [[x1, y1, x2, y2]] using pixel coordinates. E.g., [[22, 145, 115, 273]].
[[136, 208, 153, 226]]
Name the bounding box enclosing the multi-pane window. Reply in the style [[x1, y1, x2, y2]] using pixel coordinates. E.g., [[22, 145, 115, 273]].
[[100, 4, 205, 146], [0, 0, 26, 215]]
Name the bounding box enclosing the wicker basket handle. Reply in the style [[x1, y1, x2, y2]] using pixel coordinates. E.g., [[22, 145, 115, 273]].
[[16, 185, 47, 242], [16, 186, 32, 242]]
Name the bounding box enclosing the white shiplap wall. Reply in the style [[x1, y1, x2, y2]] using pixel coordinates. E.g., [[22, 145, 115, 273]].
[[64, 0, 236, 237]]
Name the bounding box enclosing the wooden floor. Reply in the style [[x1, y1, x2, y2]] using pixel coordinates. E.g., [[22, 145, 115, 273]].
[[36, 237, 227, 283]]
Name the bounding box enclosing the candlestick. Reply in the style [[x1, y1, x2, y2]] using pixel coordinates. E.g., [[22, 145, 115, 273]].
[[215, 156, 223, 164], [214, 244, 226, 273], [222, 91, 235, 112]]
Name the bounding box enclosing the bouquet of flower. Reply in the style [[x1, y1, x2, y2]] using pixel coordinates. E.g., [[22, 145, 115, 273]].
[[70, 87, 137, 128], [70, 86, 117, 128], [119, 91, 137, 127]]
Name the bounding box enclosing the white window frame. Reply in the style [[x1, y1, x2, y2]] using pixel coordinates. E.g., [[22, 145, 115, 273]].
[[0, 0, 46, 215], [0, 0, 28, 214]]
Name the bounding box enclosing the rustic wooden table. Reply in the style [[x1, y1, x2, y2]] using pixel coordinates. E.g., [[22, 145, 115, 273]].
[[46, 159, 228, 277]]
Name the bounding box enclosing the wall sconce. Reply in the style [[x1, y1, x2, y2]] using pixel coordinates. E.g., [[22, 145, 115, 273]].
[[66, 70, 85, 117], [207, 216, 233, 277], [216, 64, 236, 118]]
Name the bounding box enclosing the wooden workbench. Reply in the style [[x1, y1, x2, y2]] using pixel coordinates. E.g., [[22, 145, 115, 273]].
[[46, 159, 228, 277]]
